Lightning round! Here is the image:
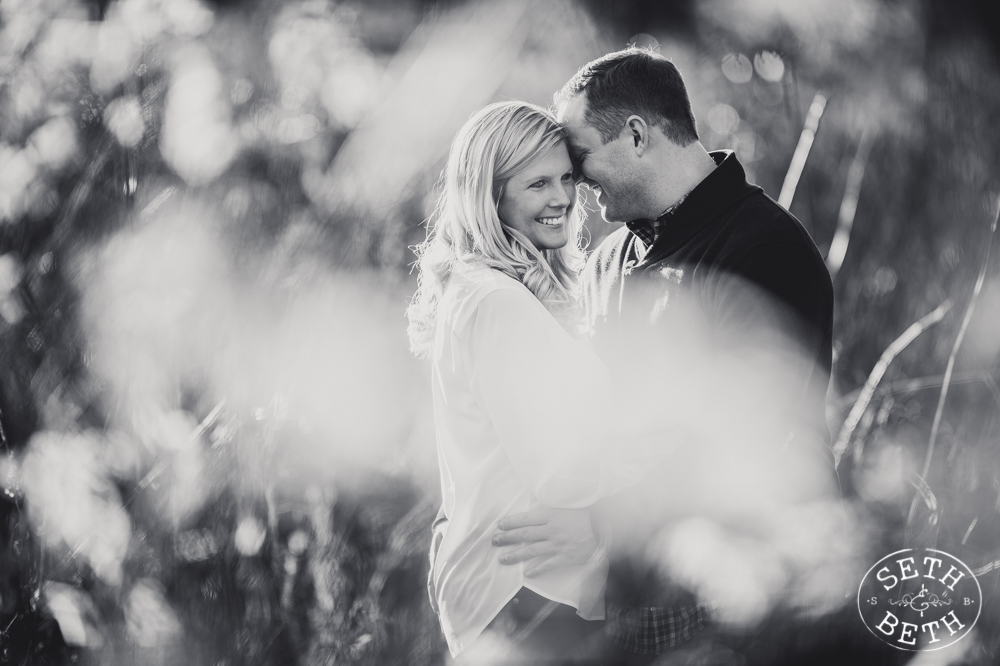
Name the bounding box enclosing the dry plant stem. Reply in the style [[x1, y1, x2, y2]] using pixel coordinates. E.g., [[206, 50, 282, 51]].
[[778, 92, 827, 209], [828, 369, 1000, 415], [826, 127, 877, 279], [907, 195, 1000, 523], [833, 299, 953, 468]]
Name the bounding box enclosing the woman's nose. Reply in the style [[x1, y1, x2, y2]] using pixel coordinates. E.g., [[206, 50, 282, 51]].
[[550, 183, 572, 208]]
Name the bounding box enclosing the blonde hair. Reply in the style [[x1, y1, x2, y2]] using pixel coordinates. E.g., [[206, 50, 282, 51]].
[[407, 101, 586, 358]]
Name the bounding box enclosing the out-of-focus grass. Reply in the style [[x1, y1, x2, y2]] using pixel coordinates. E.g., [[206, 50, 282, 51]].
[[0, 0, 998, 664]]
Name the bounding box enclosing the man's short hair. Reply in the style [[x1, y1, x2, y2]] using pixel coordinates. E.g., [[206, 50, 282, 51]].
[[556, 47, 699, 146]]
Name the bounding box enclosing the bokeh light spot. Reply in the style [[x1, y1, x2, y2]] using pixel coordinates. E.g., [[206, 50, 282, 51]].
[[234, 516, 266, 556], [104, 96, 146, 148], [722, 53, 753, 83], [706, 103, 740, 134], [754, 50, 785, 82]]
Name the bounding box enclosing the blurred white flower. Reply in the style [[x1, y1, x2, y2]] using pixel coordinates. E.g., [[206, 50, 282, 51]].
[[288, 529, 310, 555], [21, 431, 131, 585], [0, 254, 23, 298], [13, 76, 46, 121], [36, 19, 96, 71], [276, 114, 320, 144], [0, 144, 38, 221], [234, 516, 266, 556], [159, 46, 238, 185], [27, 116, 77, 170], [321, 56, 381, 129], [104, 96, 146, 148], [162, 0, 214, 37], [268, 3, 382, 131], [119, 0, 167, 43], [126, 579, 181, 647], [90, 20, 137, 93], [44, 583, 105, 648], [0, 253, 24, 325], [658, 517, 785, 627]]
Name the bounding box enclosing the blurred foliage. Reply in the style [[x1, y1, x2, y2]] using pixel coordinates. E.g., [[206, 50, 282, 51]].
[[0, 0, 999, 663]]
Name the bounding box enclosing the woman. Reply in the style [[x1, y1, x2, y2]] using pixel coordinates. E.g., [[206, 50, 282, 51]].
[[407, 102, 661, 660]]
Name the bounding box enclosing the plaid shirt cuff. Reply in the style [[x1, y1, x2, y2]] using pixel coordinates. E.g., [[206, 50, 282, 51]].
[[605, 601, 715, 655]]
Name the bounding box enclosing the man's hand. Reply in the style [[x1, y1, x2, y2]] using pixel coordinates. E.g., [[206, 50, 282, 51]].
[[491, 508, 603, 578]]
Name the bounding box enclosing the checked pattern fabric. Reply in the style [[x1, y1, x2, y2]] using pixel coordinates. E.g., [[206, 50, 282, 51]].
[[605, 601, 715, 655]]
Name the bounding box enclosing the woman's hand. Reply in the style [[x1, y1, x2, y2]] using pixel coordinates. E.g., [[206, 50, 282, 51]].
[[491, 508, 605, 578]]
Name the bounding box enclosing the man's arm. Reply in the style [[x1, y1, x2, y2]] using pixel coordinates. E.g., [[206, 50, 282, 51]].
[[490, 507, 609, 577]]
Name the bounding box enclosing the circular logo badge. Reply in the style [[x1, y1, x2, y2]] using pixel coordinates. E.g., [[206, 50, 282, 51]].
[[858, 548, 981, 651]]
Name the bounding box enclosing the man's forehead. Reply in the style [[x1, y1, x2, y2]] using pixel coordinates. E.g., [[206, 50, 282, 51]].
[[556, 93, 588, 126]]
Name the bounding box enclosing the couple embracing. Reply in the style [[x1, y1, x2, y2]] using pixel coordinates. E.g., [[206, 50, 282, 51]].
[[408, 48, 839, 664]]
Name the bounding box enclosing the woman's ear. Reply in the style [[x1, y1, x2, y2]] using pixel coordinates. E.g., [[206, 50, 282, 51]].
[[625, 115, 648, 156]]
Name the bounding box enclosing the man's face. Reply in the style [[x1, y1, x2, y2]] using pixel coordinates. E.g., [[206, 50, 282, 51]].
[[557, 94, 645, 224]]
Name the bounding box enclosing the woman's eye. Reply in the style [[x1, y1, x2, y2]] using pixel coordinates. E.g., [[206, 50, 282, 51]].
[[530, 180, 545, 189]]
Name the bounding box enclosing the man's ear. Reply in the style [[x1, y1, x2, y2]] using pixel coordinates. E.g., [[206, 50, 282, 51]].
[[624, 115, 648, 156]]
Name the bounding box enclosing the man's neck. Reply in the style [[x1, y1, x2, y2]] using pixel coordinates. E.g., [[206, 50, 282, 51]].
[[648, 143, 717, 217]]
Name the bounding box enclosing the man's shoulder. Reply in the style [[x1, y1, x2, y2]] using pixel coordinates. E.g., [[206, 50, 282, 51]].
[[709, 193, 834, 317], [728, 191, 821, 256]]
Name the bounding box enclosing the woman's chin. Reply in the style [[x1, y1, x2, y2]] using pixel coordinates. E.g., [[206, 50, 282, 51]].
[[536, 236, 569, 251]]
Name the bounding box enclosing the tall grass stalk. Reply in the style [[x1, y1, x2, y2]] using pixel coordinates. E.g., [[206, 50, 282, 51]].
[[907, 195, 1000, 524], [828, 369, 998, 416], [826, 128, 876, 279], [778, 92, 827, 209], [833, 299, 953, 468]]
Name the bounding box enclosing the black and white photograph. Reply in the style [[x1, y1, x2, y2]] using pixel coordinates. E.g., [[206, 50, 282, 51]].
[[0, 0, 998, 664]]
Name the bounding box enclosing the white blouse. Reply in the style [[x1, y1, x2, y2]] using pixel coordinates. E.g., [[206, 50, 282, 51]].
[[428, 261, 661, 657]]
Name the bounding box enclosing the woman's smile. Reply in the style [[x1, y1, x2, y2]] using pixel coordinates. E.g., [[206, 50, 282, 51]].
[[535, 213, 566, 227]]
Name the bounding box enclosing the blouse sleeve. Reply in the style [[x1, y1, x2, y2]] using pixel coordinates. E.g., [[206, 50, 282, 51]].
[[465, 287, 654, 508]]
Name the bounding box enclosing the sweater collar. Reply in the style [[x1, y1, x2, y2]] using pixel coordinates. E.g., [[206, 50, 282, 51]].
[[627, 150, 761, 264]]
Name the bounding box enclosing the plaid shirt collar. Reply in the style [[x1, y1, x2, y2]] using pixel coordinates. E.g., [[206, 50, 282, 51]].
[[625, 193, 689, 248]]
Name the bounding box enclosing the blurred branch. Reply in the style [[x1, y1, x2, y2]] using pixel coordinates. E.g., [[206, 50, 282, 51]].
[[972, 556, 1000, 577], [49, 133, 115, 249], [833, 299, 952, 469], [907, 193, 1000, 522], [777, 92, 827, 210], [826, 128, 877, 279], [827, 369, 1000, 417]]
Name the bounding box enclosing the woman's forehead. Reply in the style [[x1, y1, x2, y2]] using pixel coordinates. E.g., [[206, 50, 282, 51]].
[[510, 143, 572, 180]]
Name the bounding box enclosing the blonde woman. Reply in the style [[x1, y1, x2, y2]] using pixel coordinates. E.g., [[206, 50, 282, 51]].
[[408, 102, 664, 661]]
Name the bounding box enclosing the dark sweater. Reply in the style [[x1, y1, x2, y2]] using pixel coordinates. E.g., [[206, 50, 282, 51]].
[[583, 150, 837, 608]]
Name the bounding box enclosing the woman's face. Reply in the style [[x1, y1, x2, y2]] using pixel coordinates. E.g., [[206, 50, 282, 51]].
[[497, 143, 576, 251]]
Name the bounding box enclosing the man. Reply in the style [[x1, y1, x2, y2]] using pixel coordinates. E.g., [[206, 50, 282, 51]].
[[491, 48, 839, 663]]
